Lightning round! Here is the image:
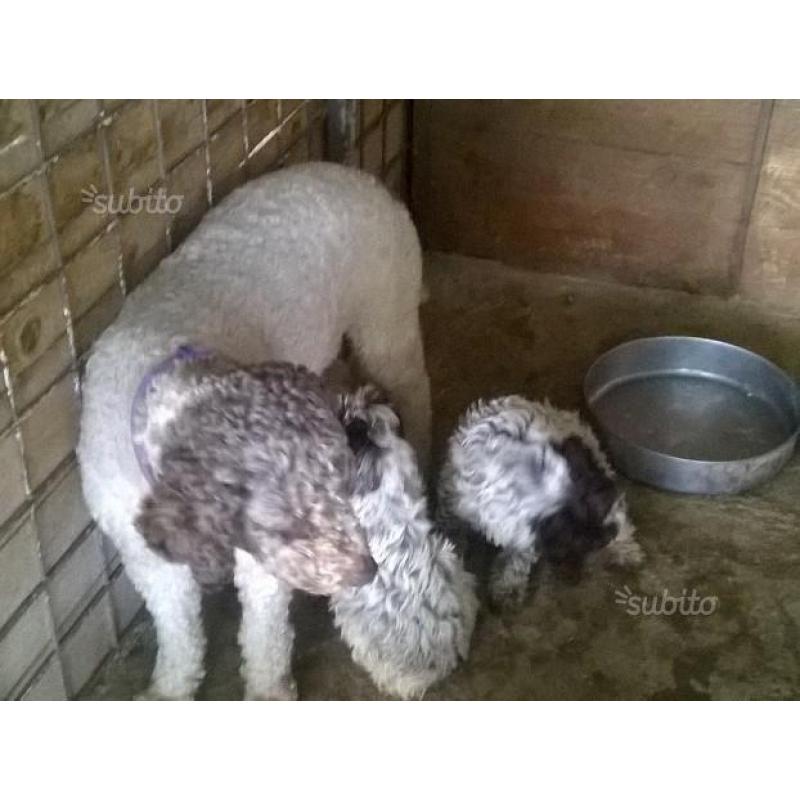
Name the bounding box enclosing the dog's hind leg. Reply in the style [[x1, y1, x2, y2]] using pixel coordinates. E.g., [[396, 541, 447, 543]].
[[234, 549, 297, 700], [122, 538, 206, 700]]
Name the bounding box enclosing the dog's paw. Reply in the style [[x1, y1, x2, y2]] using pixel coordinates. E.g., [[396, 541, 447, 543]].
[[604, 538, 645, 568], [244, 679, 298, 701]]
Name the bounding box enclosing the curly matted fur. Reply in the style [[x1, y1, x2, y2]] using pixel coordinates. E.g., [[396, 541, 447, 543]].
[[439, 395, 643, 607], [77, 163, 432, 699], [134, 359, 376, 593], [331, 387, 478, 698]]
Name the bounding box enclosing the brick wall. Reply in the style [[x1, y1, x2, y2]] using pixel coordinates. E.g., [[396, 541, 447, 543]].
[[0, 99, 409, 699]]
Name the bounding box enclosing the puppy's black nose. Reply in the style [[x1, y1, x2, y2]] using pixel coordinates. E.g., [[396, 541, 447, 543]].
[[345, 418, 370, 453]]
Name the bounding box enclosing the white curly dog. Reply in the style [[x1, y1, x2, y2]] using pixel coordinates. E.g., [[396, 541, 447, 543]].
[[78, 163, 432, 700]]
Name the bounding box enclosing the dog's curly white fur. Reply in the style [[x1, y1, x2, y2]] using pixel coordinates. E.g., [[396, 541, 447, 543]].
[[331, 387, 478, 698], [439, 395, 642, 607], [78, 163, 432, 699]]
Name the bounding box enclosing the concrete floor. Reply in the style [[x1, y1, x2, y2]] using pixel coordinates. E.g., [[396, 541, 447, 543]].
[[83, 253, 800, 700]]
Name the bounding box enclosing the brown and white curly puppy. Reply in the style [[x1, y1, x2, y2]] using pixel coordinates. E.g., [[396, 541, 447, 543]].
[[133, 354, 375, 699]]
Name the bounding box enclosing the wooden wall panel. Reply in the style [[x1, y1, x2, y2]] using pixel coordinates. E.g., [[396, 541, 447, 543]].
[[741, 101, 800, 312], [432, 100, 763, 163], [413, 100, 767, 295]]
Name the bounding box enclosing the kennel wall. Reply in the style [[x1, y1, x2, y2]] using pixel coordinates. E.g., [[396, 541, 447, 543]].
[[413, 100, 800, 312], [0, 99, 409, 699]]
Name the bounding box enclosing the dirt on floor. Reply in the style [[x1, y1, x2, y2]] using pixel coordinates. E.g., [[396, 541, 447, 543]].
[[83, 252, 800, 700]]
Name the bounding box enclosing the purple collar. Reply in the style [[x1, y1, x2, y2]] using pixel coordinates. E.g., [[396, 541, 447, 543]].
[[131, 344, 214, 485]]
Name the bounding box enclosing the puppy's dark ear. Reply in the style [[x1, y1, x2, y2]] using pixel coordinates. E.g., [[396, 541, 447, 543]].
[[558, 436, 595, 475], [345, 417, 371, 453], [558, 436, 618, 522]]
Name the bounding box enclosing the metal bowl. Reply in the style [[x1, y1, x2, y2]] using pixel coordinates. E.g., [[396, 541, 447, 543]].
[[584, 336, 800, 494]]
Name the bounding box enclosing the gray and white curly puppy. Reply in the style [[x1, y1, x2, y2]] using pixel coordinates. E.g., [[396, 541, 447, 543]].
[[132, 354, 376, 699], [331, 386, 478, 699], [439, 395, 643, 608]]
